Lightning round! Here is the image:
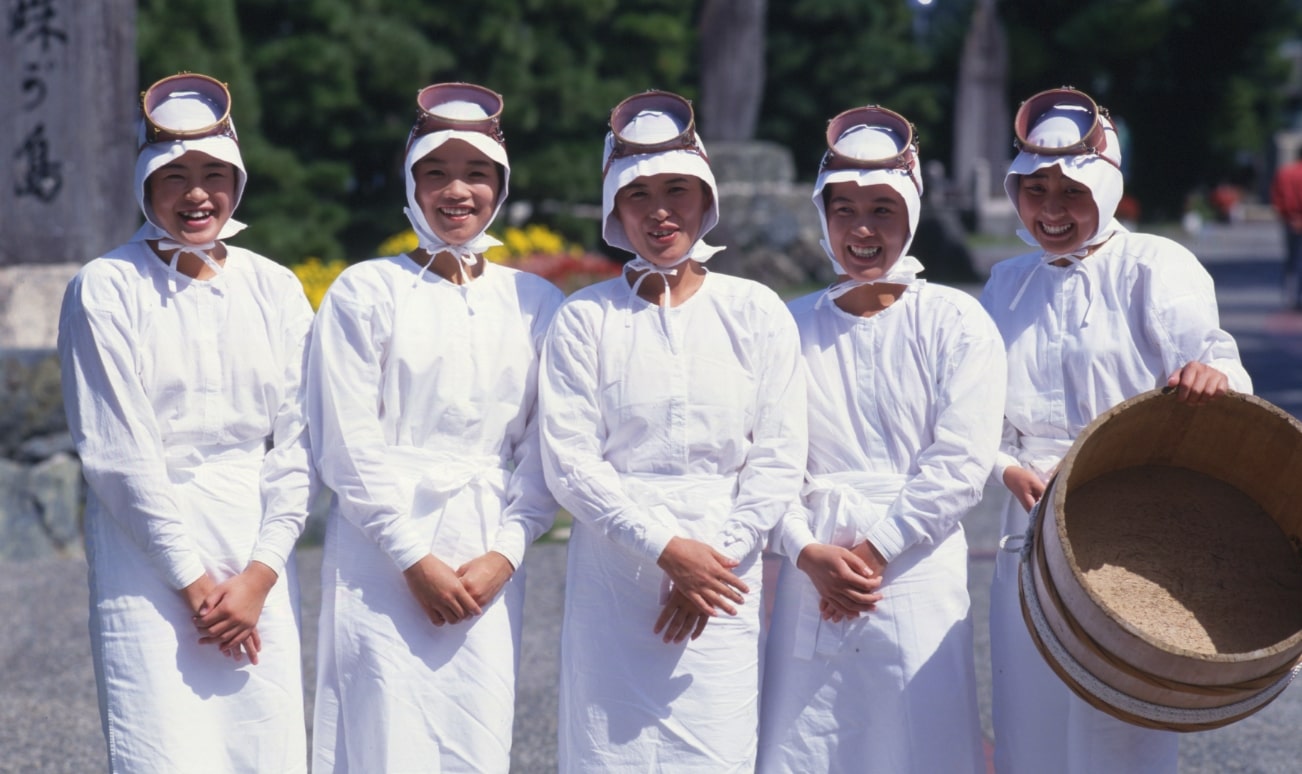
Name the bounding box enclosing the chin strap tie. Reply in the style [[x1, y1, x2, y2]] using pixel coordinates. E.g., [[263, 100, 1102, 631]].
[[157, 238, 225, 294], [815, 254, 925, 311], [404, 204, 502, 313]]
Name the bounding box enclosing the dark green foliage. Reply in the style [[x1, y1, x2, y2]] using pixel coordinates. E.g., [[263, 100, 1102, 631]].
[[761, 0, 938, 177], [999, 0, 1299, 219]]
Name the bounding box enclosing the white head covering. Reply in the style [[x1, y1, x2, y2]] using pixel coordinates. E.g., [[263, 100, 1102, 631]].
[[131, 86, 248, 260], [402, 96, 510, 275], [812, 122, 925, 298], [601, 108, 722, 266], [1004, 103, 1124, 259]]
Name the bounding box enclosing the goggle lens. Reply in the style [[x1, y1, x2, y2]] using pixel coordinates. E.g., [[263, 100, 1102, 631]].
[[140, 73, 236, 148]]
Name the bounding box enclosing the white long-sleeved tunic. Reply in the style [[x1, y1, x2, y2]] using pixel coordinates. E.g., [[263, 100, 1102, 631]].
[[540, 272, 807, 772], [58, 241, 315, 773], [980, 229, 1251, 774], [757, 283, 1003, 774], [308, 256, 561, 773]]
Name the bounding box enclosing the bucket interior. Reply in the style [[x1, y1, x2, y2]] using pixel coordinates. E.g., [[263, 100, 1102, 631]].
[[1055, 391, 1302, 658]]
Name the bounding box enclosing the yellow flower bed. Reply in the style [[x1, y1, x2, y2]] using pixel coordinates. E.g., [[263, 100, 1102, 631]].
[[292, 257, 349, 311], [376, 229, 420, 257]]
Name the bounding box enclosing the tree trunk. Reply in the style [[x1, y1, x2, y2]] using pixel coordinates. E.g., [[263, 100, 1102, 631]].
[[698, 0, 767, 142]]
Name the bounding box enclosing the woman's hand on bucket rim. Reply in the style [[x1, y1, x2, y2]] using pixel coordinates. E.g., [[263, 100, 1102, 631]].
[[1167, 361, 1229, 406]]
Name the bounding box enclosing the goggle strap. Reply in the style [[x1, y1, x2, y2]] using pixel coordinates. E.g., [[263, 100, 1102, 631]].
[[602, 140, 708, 178]]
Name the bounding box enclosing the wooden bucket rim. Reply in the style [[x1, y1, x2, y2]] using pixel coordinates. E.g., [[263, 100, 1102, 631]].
[[1050, 388, 1302, 662]]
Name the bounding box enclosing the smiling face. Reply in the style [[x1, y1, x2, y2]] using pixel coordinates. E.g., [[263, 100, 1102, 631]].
[[613, 173, 709, 267], [824, 181, 910, 282], [412, 138, 502, 246], [145, 151, 236, 246], [1017, 165, 1100, 255]]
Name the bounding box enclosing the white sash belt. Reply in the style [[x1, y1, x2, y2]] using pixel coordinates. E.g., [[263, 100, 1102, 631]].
[[619, 471, 737, 539], [620, 471, 737, 601], [384, 446, 508, 561], [164, 437, 265, 470], [1017, 434, 1073, 480], [794, 471, 906, 660]]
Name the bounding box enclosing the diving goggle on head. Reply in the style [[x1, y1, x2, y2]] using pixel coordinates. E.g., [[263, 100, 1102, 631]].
[[819, 105, 921, 194], [603, 90, 708, 177], [139, 72, 237, 148], [1013, 86, 1119, 169], [406, 82, 506, 153]]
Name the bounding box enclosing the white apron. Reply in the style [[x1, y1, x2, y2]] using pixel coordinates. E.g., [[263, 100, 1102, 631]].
[[560, 473, 763, 773], [313, 448, 522, 774], [758, 472, 984, 774], [86, 439, 305, 774]]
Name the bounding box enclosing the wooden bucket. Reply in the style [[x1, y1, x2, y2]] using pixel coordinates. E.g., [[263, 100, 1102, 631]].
[[1019, 388, 1302, 731]]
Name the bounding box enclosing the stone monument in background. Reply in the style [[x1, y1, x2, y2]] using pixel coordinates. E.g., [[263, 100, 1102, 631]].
[[697, 0, 831, 288], [952, 0, 1016, 235], [0, 0, 137, 560]]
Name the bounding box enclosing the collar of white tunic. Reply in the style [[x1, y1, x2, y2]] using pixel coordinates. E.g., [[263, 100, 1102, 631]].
[[1006, 222, 1129, 326], [815, 255, 926, 311]]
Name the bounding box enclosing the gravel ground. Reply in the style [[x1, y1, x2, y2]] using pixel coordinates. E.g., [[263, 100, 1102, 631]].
[[6, 519, 1301, 773], [0, 543, 568, 774]]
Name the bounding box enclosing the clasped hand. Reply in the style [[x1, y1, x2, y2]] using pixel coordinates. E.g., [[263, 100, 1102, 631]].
[[185, 561, 277, 665], [798, 542, 886, 623], [652, 537, 748, 643], [403, 551, 514, 627]]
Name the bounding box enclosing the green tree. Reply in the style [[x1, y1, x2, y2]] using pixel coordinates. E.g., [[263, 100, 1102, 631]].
[[760, 0, 945, 178]]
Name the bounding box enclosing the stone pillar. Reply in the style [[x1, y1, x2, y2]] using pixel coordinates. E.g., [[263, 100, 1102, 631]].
[[705, 141, 830, 288], [952, 0, 1010, 203], [0, 0, 137, 560], [1, 0, 137, 271]]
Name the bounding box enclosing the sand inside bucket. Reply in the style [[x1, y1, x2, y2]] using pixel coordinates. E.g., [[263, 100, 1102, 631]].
[[1065, 465, 1302, 655]]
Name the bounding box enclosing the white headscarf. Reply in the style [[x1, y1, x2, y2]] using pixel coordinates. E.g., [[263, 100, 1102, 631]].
[[1002, 102, 1126, 323], [1003, 103, 1124, 259], [812, 123, 926, 307], [402, 98, 510, 280], [601, 108, 723, 268], [130, 87, 248, 275]]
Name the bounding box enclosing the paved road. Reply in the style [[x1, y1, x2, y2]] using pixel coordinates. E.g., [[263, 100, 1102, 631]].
[[3, 222, 1301, 772]]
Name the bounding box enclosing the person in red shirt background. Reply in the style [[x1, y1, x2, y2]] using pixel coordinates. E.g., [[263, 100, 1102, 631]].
[[1270, 148, 1302, 310]]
